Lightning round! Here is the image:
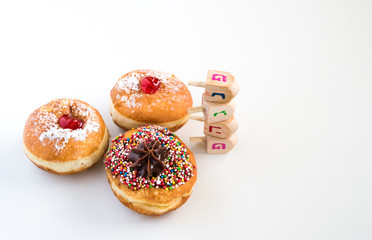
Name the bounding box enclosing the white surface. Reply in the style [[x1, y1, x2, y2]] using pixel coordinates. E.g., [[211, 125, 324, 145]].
[[1, 0, 371, 239]]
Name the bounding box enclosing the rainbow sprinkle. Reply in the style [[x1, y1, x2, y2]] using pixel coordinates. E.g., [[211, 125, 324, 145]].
[[104, 126, 195, 191]]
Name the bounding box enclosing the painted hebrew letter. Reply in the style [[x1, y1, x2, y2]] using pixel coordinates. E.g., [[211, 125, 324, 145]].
[[211, 74, 227, 82], [212, 143, 226, 150], [209, 126, 222, 134], [213, 110, 227, 117], [211, 92, 226, 99]]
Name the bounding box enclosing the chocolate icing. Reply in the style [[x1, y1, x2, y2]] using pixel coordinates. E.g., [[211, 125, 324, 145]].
[[128, 140, 167, 178]]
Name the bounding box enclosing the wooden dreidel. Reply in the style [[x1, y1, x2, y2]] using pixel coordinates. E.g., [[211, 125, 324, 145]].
[[189, 70, 239, 103], [204, 115, 238, 138], [187, 94, 236, 123], [190, 133, 238, 154]]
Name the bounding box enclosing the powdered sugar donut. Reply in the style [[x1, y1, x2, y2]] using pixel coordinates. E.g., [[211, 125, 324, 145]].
[[110, 70, 193, 131], [105, 125, 197, 216], [23, 98, 109, 175]]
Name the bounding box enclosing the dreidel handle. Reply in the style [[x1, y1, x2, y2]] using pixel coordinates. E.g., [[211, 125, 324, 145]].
[[187, 106, 204, 114], [189, 115, 205, 122], [188, 81, 206, 87]]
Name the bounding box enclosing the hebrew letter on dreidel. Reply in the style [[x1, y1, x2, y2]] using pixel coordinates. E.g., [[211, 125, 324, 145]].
[[188, 70, 239, 103], [190, 133, 238, 154], [206, 134, 238, 154], [211, 92, 226, 100], [204, 116, 238, 138], [213, 110, 227, 117], [211, 74, 227, 82], [209, 126, 222, 134], [212, 143, 226, 150], [203, 94, 236, 123], [187, 94, 236, 123]]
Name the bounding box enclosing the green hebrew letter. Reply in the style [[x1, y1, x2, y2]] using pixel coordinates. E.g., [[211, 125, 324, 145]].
[[213, 110, 227, 117]]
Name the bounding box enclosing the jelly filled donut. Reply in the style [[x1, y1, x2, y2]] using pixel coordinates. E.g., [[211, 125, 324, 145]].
[[110, 69, 193, 131], [23, 98, 109, 175], [104, 125, 197, 216]]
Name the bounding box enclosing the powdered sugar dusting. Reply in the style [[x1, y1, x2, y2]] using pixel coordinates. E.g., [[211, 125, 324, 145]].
[[120, 93, 143, 110], [36, 99, 101, 151], [115, 70, 186, 110], [116, 72, 143, 94], [146, 70, 172, 84]]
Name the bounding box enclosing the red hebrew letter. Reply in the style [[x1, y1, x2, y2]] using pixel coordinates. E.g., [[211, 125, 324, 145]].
[[209, 126, 222, 134]]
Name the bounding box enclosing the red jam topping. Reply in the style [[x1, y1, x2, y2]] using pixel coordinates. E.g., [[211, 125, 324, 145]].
[[59, 115, 84, 130], [140, 76, 161, 94]]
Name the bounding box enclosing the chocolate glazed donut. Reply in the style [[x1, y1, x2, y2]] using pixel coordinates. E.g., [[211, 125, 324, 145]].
[[104, 125, 197, 216]]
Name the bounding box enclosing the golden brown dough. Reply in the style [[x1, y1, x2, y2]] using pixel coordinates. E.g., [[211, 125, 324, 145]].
[[23, 98, 109, 174], [110, 70, 193, 131]]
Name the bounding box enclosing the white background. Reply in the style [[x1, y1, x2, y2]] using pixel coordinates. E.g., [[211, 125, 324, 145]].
[[1, 0, 371, 239]]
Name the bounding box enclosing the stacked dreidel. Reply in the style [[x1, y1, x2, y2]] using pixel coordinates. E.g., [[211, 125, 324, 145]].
[[187, 70, 239, 154]]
